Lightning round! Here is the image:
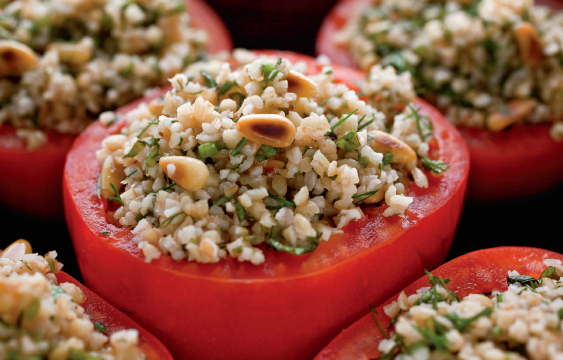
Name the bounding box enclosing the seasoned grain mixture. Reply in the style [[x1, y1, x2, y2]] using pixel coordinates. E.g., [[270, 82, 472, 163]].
[[96, 50, 449, 265], [0, 241, 145, 360], [335, 0, 563, 140], [377, 260, 563, 359], [0, 0, 207, 150]]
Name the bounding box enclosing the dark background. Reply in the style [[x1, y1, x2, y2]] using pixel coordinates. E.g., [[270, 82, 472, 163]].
[[1, 0, 562, 282]]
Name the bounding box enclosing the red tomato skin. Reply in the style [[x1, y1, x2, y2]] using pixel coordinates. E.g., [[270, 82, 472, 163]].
[[63, 51, 469, 360], [0, 0, 232, 217], [0, 126, 76, 217], [316, 0, 563, 201], [315, 246, 563, 360], [55, 271, 173, 360], [461, 126, 563, 200]]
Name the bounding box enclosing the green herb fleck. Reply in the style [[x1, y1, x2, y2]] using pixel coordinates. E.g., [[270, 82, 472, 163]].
[[47, 258, 55, 272], [335, 130, 361, 151], [108, 183, 124, 206], [371, 306, 390, 339], [94, 322, 107, 334], [445, 307, 493, 332], [137, 120, 159, 138], [235, 201, 246, 222], [352, 190, 379, 204], [329, 109, 359, 133], [126, 170, 138, 178], [51, 285, 66, 299], [255, 145, 279, 162], [200, 70, 217, 88], [420, 157, 450, 175], [159, 212, 185, 228], [230, 138, 248, 157]]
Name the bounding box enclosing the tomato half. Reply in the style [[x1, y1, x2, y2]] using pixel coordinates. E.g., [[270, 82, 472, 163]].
[[0, 0, 233, 217], [63, 51, 469, 360], [55, 271, 173, 360], [316, 0, 563, 200], [314, 246, 563, 360]]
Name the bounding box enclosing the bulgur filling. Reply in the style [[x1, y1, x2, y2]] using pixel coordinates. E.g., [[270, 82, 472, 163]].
[[0, 0, 207, 150], [375, 260, 563, 359], [0, 241, 145, 360], [96, 50, 449, 265], [334, 0, 563, 140]]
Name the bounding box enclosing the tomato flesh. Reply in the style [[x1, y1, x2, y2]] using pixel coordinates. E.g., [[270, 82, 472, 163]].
[[56, 271, 173, 360], [315, 246, 563, 360], [316, 0, 563, 200], [63, 51, 469, 359], [0, 0, 233, 216]]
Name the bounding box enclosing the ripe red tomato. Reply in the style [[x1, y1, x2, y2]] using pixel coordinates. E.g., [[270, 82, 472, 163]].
[[63, 51, 469, 359], [56, 271, 173, 360], [316, 0, 563, 200], [314, 246, 563, 360], [0, 0, 233, 217]]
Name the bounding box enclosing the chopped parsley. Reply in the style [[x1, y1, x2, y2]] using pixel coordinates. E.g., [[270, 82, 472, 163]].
[[137, 120, 159, 138], [255, 145, 279, 162], [108, 183, 124, 206], [159, 212, 185, 228], [352, 190, 379, 204], [200, 70, 217, 88], [93, 321, 107, 334], [267, 227, 320, 255], [335, 130, 361, 151], [420, 157, 450, 175], [230, 138, 248, 157]]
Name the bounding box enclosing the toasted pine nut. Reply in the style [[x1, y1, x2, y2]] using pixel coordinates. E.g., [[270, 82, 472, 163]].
[[515, 22, 544, 68], [237, 114, 296, 148], [100, 156, 125, 200], [487, 99, 537, 131], [2, 239, 32, 259], [48, 38, 93, 66], [0, 40, 37, 77], [367, 130, 417, 164], [265, 158, 285, 169], [286, 70, 318, 98], [159, 156, 209, 191]]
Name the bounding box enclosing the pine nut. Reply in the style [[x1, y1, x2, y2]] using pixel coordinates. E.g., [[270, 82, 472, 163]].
[[159, 156, 209, 191], [237, 114, 296, 148], [0, 40, 37, 77], [368, 130, 417, 164]]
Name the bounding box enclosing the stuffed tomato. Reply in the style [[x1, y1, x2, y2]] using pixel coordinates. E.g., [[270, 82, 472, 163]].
[[317, 0, 563, 200], [315, 246, 563, 359], [0, 0, 232, 217], [64, 50, 469, 359], [0, 240, 172, 360]]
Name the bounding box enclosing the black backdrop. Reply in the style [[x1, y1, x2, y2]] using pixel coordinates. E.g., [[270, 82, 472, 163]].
[[1, 0, 562, 282]]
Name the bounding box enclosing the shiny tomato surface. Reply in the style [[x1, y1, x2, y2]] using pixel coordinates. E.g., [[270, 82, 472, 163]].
[[55, 271, 173, 360], [315, 247, 563, 360], [0, 0, 233, 217], [316, 0, 563, 200], [64, 51, 469, 360]]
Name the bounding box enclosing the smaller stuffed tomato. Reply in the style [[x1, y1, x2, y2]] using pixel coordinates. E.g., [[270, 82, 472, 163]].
[[0, 0, 232, 217], [0, 240, 172, 360], [315, 246, 563, 360], [64, 50, 469, 360], [317, 0, 563, 200]]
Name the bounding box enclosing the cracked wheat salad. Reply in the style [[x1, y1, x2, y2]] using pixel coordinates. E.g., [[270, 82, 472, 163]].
[[95, 50, 450, 266], [368, 260, 563, 360], [0, 240, 150, 360], [333, 0, 563, 139], [0, 0, 207, 150]]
